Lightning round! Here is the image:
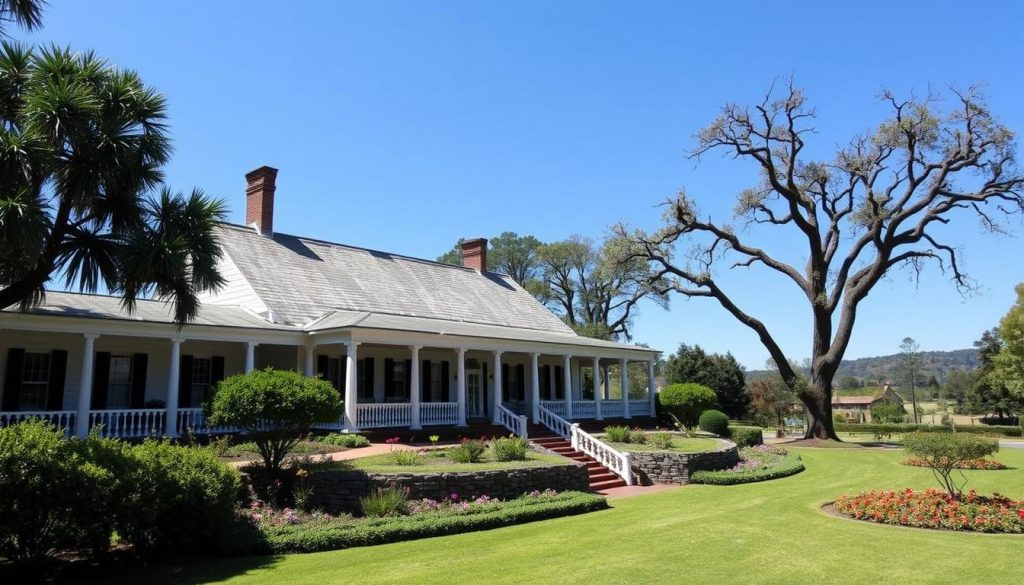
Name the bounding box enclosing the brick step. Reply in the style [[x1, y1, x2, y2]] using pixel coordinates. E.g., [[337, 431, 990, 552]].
[[588, 471, 619, 482], [590, 479, 627, 491]]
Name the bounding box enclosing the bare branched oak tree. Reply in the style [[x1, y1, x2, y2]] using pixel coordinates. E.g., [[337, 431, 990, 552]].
[[618, 81, 1023, 439]]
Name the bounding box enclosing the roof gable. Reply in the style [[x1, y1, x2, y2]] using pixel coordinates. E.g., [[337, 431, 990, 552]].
[[214, 224, 577, 334]]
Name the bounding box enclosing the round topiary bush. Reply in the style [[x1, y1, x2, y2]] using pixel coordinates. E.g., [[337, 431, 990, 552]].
[[698, 409, 729, 436], [658, 383, 718, 427]]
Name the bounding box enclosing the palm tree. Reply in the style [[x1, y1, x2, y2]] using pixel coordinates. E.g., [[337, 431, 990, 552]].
[[0, 43, 226, 323], [0, 0, 45, 35]]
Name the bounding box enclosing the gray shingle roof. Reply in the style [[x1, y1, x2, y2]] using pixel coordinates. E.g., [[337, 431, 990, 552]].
[[216, 223, 578, 334], [2, 290, 289, 330]]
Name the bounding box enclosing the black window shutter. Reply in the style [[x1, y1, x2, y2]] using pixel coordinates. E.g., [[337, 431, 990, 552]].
[[516, 364, 525, 400], [543, 365, 552, 399], [405, 359, 412, 399], [364, 358, 375, 399], [178, 355, 193, 408], [384, 358, 394, 396], [316, 355, 330, 380], [441, 361, 450, 401], [555, 366, 564, 400], [3, 348, 25, 411], [501, 363, 509, 401], [211, 356, 225, 386], [421, 360, 432, 402], [131, 353, 148, 408], [46, 350, 68, 411], [91, 352, 111, 409]]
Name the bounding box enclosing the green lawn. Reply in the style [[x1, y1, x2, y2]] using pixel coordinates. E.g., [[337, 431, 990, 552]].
[[81, 447, 1024, 585]]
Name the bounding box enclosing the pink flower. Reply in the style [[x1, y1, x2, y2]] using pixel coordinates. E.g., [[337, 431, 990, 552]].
[[450, 492, 459, 501]]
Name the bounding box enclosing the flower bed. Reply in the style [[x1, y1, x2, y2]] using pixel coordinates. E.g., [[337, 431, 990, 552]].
[[902, 456, 1007, 470], [224, 490, 607, 555], [833, 488, 1024, 533], [689, 445, 804, 485]]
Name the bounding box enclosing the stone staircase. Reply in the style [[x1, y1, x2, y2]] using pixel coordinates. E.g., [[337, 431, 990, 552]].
[[529, 426, 626, 491]]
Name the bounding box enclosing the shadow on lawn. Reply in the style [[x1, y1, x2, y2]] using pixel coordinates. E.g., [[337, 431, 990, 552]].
[[0, 551, 282, 585]]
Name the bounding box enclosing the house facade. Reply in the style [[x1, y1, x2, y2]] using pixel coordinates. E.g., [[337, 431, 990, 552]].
[[831, 385, 904, 423], [0, 166, 659, 439]]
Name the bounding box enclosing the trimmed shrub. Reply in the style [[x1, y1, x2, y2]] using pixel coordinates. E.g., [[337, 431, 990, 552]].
[[650, 432, 674, 450], [0, 421, 113, 562], [698, 410, 730, 435], [727, 425, 764, 447], [628, 429, 648, 444], [316, 433, 370, 448], [360, 487, 409, 517], [225, 491, 608, 555], [118, 440, 242, 554], [604, 425, 631, 443], [388, 450, 423, 466], [448, 438, 487, 463], [206, 368, 343, 473], [658, 383, 717, 427], [834, 422, 1021, 437], [901, 432, 999, 496], [491, 435, 529, 461]]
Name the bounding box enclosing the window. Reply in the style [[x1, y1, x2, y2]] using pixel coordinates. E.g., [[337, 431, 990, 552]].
[[357, 359, 372, 400], [426, 361, 443, 402], [20, 352, 50, 411], [326, 357, 343, 391], [106, 356, 133, 409], [387, 360, 407, 400], [191, 357, 212, 406]]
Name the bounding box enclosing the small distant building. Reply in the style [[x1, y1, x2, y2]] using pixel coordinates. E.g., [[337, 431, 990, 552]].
[[832, 385, 904, 423]]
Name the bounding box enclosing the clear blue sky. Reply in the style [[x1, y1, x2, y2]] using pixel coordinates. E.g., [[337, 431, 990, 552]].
[[18, 1, 1024, 369]]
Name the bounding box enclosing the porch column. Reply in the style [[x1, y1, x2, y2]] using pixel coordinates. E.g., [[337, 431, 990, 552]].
[[410, 345, 421, 430], [343, 341, 359, 431], [563, 355, 573, 419], [647, 359, 657, 416], [75, 333, 99, 438], [491, 350, 503, 423], [245, 342, 257, 373], [456, 348, 467, 426], [530, 352, 540, 423], [592, 356, 603, 420], [621, 358, 631, 420], [165, 338, 183, 437], [304, 342, 315, 377]]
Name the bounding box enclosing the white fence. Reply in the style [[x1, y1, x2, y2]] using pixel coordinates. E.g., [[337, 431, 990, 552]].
[[0, 410, 76, 435], [90, 409, 166, 439], [420, 402, 459, 426], [629, 400, 651, 416], [357, 403, 412, 428]]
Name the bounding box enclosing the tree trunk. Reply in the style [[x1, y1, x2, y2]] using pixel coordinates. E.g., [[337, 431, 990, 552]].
[[802, 372, 840, 440]]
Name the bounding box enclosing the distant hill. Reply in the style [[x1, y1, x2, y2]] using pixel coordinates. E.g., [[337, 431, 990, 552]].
[[747, 348, 979, 385]]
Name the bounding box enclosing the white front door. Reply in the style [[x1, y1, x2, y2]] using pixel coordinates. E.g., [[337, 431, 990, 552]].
[[466, 370, 485, 418]]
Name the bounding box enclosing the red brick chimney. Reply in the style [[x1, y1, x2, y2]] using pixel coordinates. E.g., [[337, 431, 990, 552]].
[[460, 238, 488, 272], [245, 166, 278, 235]]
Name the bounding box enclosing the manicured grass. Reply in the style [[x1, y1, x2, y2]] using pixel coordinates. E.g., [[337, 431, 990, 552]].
[[215, 438, 351, 462], [339, 449, 569, 473], [606, 437, 722, 453], [78, 447, 1024, 585]]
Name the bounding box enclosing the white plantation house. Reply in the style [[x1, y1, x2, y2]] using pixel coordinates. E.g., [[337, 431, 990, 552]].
[[0, 166, 659, 441]]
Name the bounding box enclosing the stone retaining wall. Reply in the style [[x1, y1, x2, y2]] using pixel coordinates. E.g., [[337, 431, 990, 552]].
[[298, 463, 589, 514], [629, 440, 738, 485]]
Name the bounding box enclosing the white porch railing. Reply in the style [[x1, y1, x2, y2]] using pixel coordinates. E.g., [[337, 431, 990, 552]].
[[177, 408, 239, 435], [0, 411, 76, 435], [601, 401, 624, 418], [629, 400, 651, 416], [496, 404, 528, 438], [572, 425, 634, 485], [420, 402, 459, 426], [537, 404, 572, 439], [572, 400, 597, 419], [539, 400, 566, 417], [357, 403, 412, 428], [90, 409, 166, 439]]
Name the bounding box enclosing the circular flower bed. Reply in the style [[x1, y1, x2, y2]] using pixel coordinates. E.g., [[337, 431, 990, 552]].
[[833, 488, 1024, 533], [902, 456, 1007, 470], [689, 444, 804, 485]]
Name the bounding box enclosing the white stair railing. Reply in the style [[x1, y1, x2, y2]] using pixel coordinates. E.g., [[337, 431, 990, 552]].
[[572, 425, 634, 486], [536, 403, 634, 486], [496, 404, 528, 438]]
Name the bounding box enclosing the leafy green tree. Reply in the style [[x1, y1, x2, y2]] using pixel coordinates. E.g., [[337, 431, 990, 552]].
[[869, 401, 906, 423], [969, 326, 1023, 418], [206, 369, 343, 473], [621, 82, 1024, 439], [436, 232, 544, 288], [941, 368, 978, 409], [657, 382, 717, 428], [902, 432, 999, 496], [992, 284, 1024, 400], [0, 0, 44, 36], [837, 375, 862, 390], [663, 344, 748, 418], [748, 376, 797, 428], [0, 44, 226, 323]]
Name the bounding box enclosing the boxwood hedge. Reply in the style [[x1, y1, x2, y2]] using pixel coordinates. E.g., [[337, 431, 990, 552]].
[[690, 452, 805, 485], [834, 423, 1021, 437]]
